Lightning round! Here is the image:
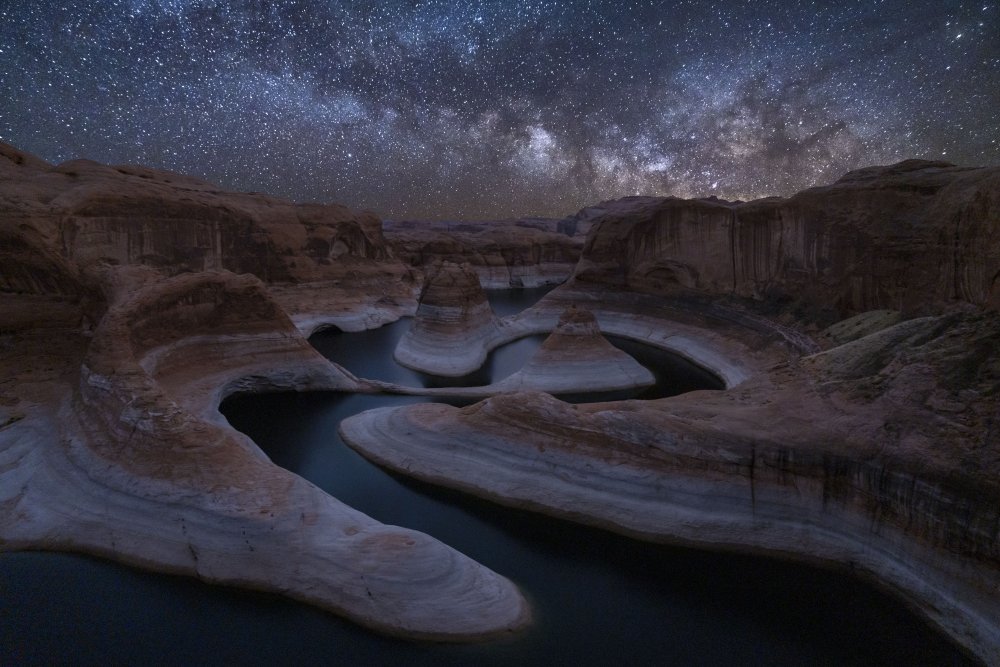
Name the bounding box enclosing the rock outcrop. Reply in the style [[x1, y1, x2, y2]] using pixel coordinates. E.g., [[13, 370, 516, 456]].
[[0, 141, 419, 333], [488, 306, 654, 394], [3, 144, 999, 662], [394, 261, 506, 376], [342, 307, 1000, 662], [376, 305, 657, 399], [574, 161, 1000, 323], [1, 268, 529, 640], [384, 218, 584, 288], [0, 144, 529, 640], [345, 161, 1000, 662]]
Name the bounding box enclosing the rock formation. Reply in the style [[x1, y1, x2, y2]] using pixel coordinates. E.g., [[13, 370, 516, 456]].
[[345, 161, 1000, 663], [574, 160, 1000, 321], [0, 144, 530, 640], [486, 306, 653, 394], [343, 306, 1000, 662], [393, 261, 507, 376], [384, 217, 584, 288], [2, 145, 999, 662], [0, 141, 419, 335], [376, 305, 656, 399]]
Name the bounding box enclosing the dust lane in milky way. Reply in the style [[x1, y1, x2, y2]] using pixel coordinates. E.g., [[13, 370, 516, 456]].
[[2, 0, 998, 219]]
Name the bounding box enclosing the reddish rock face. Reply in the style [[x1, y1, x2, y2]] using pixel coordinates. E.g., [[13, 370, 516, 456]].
[[394, 261, 504, 376], [0, 142, 403, 289], [573, 161, 1000, 321]]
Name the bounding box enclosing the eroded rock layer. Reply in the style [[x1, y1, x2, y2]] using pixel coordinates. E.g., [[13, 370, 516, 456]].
[[394, 261, 506, 376], [2, 268, 529, 640], [384, 217, 584, 288], [0, 143, 530, 640], [490, 306, 654, 394], [0, 141, 420, 334], [2, 144, 999, 661], [345, 160, 1000, 662], [342, 308, 1000, 662], [574, 160, 1000, 320]]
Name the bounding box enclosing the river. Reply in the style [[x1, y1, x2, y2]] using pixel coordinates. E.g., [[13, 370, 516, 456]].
[[0, 288, 973, 665]]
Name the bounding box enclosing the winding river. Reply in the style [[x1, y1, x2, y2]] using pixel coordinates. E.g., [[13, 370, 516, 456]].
[[0, 288, 975, 665]]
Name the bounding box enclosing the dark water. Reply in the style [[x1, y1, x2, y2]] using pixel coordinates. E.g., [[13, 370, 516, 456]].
[[309, 286, 725, 399], [0, 287, 976, 666]]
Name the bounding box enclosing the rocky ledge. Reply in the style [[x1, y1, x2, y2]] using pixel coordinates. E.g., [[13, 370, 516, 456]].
[[488, 306, 653, 395], [342, 306, 1000, 661], [2, 145, 998, 661], [346, 161, 1000, 663], [384, 217, 585, 288], [0, 143, 531, 640], [1, 268, 529, 640]]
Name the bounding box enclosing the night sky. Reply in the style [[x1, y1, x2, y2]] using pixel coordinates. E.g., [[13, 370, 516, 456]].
[[2, 1, 998, 219]]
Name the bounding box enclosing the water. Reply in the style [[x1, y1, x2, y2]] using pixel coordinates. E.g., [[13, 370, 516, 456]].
[[0, 287, 976, 665]]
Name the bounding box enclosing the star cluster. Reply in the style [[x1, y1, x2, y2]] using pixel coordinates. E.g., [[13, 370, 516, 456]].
[[1, 1, 997, 219]]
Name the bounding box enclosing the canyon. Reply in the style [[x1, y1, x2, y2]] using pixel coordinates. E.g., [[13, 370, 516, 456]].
[[0, 142, 998, 663]]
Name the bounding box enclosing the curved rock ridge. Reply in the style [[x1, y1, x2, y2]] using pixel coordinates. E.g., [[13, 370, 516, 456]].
[[374, 305, 657, 399], [394, 261, 506, 376], [1, 268, 530, 640], [341, 307, 1000, 663], [3, 142, 999, 660], [572, 160, 1000, 320], [474, 306, 654, 395]]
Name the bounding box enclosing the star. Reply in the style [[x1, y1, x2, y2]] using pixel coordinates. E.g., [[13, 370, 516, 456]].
[[1, 0, 997, 219]]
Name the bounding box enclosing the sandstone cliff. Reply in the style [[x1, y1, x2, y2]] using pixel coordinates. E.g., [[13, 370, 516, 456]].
[[1, 267, 529, 640], [0, 142, 417, 333], [3, 144, 999, 661], [573, 160, 1000, 322], [384, 217, 584, 288]]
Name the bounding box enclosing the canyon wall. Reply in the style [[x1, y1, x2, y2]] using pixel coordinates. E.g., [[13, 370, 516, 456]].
[[574, 160, 1000, 322], [0, 142, 418, 332], [384, 218, 584, 288], [3, 143, 999, 660]]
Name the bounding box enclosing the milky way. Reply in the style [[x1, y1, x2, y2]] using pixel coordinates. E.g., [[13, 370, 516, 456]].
[[2, 1, 998, 219]]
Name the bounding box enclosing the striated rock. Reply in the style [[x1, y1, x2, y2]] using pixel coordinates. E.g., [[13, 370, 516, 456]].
[[342, 309, 1000, 662], [3, 143, 999, 660], [0, 141, 418, 331], [376, 304, 658, 399], [1, 268, 529, 640], [384, 218, 584, 288], [0, 143, 530, 640], [341, 159, 1000, 662], [394, 261, 506, 376], [488, 306, 654, 394], [573, 161, 1000, 322]]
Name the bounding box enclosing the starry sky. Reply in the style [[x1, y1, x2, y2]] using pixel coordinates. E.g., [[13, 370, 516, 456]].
[[2, 1, 998, 219]]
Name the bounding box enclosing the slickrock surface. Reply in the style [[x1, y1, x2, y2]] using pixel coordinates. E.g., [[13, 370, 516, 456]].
[[489, 307, 650, 394], [0, 141, 420, 334], [1, 269, 529, 640], [384, 217, 584, 288], [376, 305, 656, 399], [3, 143, 999, 660], [394, 261, 507, 376], [342, 308, 1000, 661], [0, 143, 529, 640], [346, 160, 1000, 662]]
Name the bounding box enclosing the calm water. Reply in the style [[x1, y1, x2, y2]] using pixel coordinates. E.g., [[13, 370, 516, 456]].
[[0, 287, 976, 665]]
